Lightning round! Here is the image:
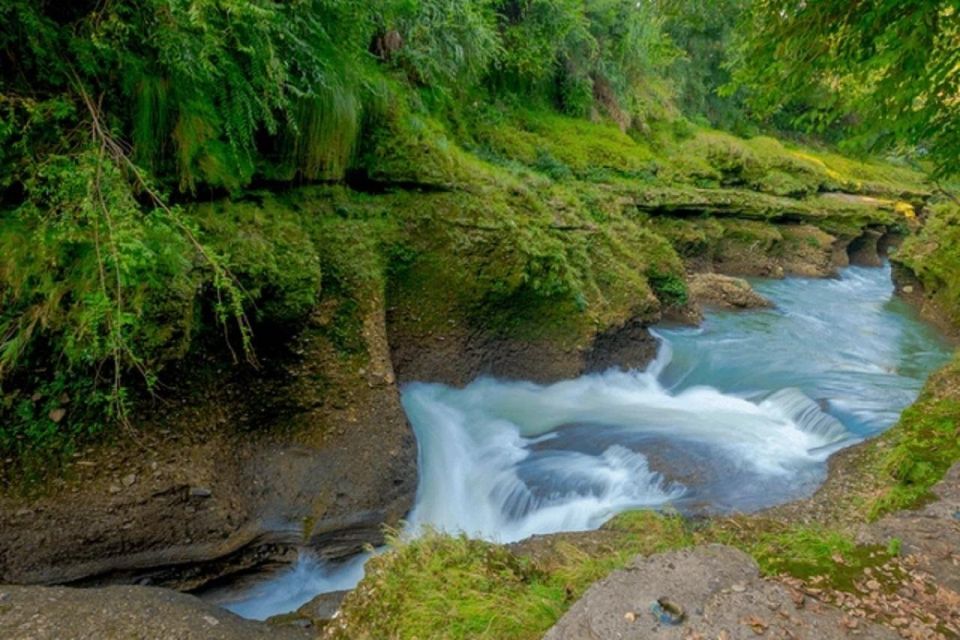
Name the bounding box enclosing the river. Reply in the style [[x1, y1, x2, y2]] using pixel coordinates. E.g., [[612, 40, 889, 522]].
[[216, 263, 952, 619]]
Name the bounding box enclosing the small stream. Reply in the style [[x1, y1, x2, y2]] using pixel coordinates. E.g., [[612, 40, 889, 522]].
[[216, 263, 952, 619]]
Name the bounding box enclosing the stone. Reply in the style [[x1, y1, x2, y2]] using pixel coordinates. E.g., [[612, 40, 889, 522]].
[[0, 585, 305, 639], [544, 545, 899, 640], [122, 474, 137, 487], [189, 487, 213, 499], [687, 273, 772, 311]]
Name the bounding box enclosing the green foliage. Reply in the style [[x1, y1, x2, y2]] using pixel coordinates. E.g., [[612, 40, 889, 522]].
[[729, 1, 960, 177], [895, 203, 960, 324], [495, 0, 590, 87], [491, 0, 677, 122], [389, 0, 501, 88], [0, 150, 200, 470], [647, 271, 688, 307], [656, 0, 751, 131]]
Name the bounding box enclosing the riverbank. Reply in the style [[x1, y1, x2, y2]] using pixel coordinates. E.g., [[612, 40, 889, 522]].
[[1, 109, 930, 586], [2, 106, 957, 640]]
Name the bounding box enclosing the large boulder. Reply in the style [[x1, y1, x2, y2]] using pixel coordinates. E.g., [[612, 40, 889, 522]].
[[544, 544, 898, 640], [688, 273, 772, 310]]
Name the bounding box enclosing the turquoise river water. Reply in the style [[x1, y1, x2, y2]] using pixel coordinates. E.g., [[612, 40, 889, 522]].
[[217, 263, 952, 619]]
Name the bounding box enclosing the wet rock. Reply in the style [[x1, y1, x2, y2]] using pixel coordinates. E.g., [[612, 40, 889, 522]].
[[189, 487, 213, 499], [687, 273, 772, 310], [297, 589, 348, 625], [0, 584, 308, 639], [544, 545, 898, 639]]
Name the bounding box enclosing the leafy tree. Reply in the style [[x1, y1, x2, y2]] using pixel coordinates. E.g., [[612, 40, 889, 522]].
[[656, 0, 749, 131], [729, 1, 960, 176]]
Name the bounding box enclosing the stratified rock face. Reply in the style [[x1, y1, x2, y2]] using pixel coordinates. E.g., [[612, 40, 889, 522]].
[[0, 294, 417, 590], [543, 545, 898, 640], [687, 273, 772, 311], [388, 314, 660, 387], [0, 585, 308, 640]]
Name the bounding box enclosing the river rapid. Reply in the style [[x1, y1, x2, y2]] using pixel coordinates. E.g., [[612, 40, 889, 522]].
[[218, 263, 951, 619]]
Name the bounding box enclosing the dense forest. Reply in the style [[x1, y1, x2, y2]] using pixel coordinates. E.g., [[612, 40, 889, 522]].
[[3, 0, 955, 473]]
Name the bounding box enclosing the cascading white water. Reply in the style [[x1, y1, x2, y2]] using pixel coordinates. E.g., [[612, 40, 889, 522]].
[[217, 263, 951, 618], [403, 346, 852, 542]]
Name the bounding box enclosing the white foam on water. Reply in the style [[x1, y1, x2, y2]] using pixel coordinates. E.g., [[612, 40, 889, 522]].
[[403, 347, 852, 543], [217, 553, 369, 621]]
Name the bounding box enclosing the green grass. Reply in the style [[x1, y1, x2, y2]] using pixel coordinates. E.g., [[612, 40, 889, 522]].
[[330, 513, 693, 640]]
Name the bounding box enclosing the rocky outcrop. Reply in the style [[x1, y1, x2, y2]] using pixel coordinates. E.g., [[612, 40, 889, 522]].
[[656, 218, 865, 280], [891, 262, 960, 341], [0, 584, 307, 640], [0, 294, 417, 590], [266, 590, 349, 633], [847, 228, 885, 267], [388, 314, 660, 386], [687, 273, 772, 310], [543, 545, 897, 640]]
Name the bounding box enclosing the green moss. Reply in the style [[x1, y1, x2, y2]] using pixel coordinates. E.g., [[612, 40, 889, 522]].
[[868, 354, 960, 518], [647, 271, 688, 306], [745, 526, 895, 591], [331, 513, 692, 640], [360, 94, 508, 189], [646, 215, 725, 259], [895, 203, 960, 326], [193, 199, 322, 326], [650, 126, 929, 206], [796, 149, 931, 200], [470, 108, 655, 181], [379, 178, 682, 351]]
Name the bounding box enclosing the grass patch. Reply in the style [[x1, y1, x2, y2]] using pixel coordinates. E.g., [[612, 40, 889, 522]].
[[330, 513, 693, 640]]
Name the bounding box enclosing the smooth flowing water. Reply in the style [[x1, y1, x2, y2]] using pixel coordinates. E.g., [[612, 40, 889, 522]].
[[218, 263, 951, 618]]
